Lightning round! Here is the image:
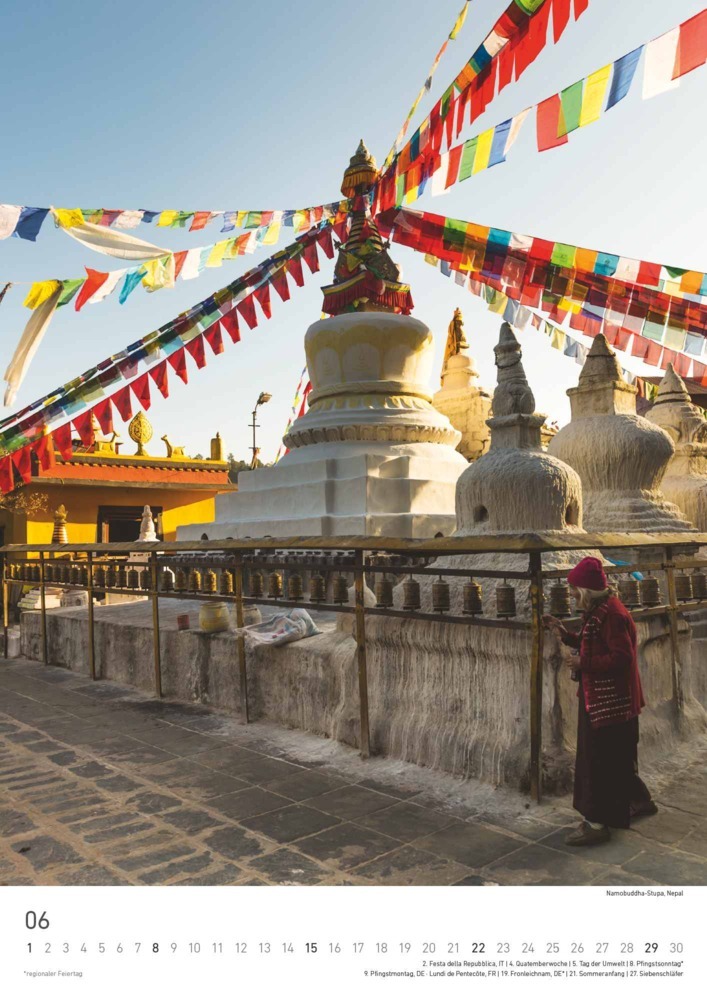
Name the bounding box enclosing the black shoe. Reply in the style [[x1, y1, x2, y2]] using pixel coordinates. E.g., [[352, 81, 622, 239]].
[[564, 821, 611, 847], [630, 800, 658, 820]]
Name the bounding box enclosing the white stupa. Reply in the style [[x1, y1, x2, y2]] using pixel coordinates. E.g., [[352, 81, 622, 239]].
[[178, 143, 467, 541]]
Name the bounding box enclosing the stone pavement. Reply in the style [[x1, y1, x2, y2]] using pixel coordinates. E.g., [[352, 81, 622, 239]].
[[1, 657, 706, 887]]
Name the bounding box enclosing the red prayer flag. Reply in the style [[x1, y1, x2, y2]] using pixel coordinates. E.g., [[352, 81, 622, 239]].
[[112, 385, 133, 421], [498, 42, 515, 92], [51, 423, 73, 461], [536, 95, 568, 151], [674, 10, 707, 78], [693, 361, 707, 387], [75, 268, 109, 312], [203, 323, 224, 355], [317, 226, 334, 260], [148, 360, 170, 398], [237, 294, 258, 330], [130, 373, 151, 410], [271, 268, 290, 303], [189, 211, 212, 231], [445, 144, 463, 189], [552, 0, 571, 43], [637, 261, 661, 287], [674, 353, 691, 378], [173, 250, 188, 281], [167, 347, 189, 384], [629, 335, 649, 359], [72, 411, 95, 449], [0, 455, 14, 494], [92, 398, 114, 435], [287, 255, 305, 288], [220, 310, 241, 343], [644, 340, 663, 367], [302, 240, 319, 275], [254, 282, 272, 320], [185, 335, 207, 369], [573, 0, 589, 17], [33, 434, 55, 471], [660, 348, 676, 371]]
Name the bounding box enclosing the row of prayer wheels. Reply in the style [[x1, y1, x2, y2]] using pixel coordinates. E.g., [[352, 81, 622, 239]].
[[5, 561, 236, 596], [375, 575, 515, 618]]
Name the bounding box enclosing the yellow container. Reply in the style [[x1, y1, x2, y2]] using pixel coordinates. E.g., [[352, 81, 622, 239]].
[[199, 601, 231, 634]]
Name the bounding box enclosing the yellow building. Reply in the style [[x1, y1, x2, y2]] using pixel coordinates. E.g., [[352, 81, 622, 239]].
[[0, 414, 236, 546]]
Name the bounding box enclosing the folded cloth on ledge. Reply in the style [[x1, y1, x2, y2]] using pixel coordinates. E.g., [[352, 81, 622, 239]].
[[236, 609, 320, 647]]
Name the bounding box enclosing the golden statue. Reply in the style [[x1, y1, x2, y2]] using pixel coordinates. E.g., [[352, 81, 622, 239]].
[[442, 307, 469, 380], [128, 412, 153, 456]]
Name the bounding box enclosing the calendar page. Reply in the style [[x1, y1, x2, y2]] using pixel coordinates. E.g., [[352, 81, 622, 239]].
[[0, 886, 700, 997]]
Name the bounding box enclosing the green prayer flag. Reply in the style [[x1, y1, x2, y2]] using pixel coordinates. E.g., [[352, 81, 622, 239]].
[[551, 243, 577, 268], [458, 137, 478, 182], [559, 80, 583, 136], [57, 279, 85, 308], [443, 218, 468, 249]]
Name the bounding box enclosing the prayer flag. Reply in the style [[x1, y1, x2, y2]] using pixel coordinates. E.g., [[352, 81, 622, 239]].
[[237, 294, 258, 330], [130, 373, 151, 410], [0, 455, 13, 494], [675, 11, 707, 78], [643, 29, 680, 99], [53, 208, 84, 229], [0, 205, 22, 240], [92, 398, 114, 435], [552, 0, 571, 43], [119, 268, 146, 304], [12, 445, 33, 485], [148, 361, 170, 398], [72, 411, 95, 449], [220, 310, 240, 344], [33, 435, 54, 471], [489, 119, 512, 166], [303, 240, 320, 274], [254, 282, 272, 320], [607, 47, 642, 109], [203, 324, 224, 356], [559, 79, 583, 135], [185, 335, 206, 369], [579, 64, 611, 126], [458, 138, 478, 182], [12, 207, 49, 242], [167, 348, 189, 384], [51, 423, 74, 461], [287, 255, 305, 288], [536, 95, 568, 150], [473, 127, 495, 173], [75, 269, 109, 312]]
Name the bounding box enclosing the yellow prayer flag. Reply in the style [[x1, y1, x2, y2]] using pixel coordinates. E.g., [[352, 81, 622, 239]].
[[156, 210, 179, 228], [23, 280, 61, 310], [53, 208, 84, 229], [261, 221, 282, 246], [449, 2, 469, 40], [679, 271, 703, 295], [472, 128, 494, 174], [579, 64, 612, 128], [141, 255, 175, 291], [424, 253, 439, 266], [575, 248, 598, 273], [235, 211, 248, 228], [558, 296, 582, 315], [488, 292, 508, 315], [206, 241, 229, 268], [550, 328, 567, 351]]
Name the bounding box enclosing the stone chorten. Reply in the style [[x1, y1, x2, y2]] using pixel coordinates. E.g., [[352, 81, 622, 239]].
[[645, 364, 707, 530], [178, 144, 467, 541], [456, 322, 582, 534], [433, 308, 492, 462], [548, 334, 693, 532]]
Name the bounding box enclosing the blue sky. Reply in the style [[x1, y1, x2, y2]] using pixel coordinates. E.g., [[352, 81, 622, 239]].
[[0, 0, 705, 461]]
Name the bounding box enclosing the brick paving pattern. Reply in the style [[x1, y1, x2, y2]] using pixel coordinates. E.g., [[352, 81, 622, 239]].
[[1, 658, 706, 887]]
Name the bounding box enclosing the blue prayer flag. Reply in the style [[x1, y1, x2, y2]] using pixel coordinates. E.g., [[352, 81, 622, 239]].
[[595, 252, 619, 276], [119, 268, 146, 305], [12, 207, 49, 242], [607, 46, 642, 110], [488, 120, 512, 167]]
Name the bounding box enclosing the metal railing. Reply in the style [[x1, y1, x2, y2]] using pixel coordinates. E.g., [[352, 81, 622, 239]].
[[2, 530, 706, 803]]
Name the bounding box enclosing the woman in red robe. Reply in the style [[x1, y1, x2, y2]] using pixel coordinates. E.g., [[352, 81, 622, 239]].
[[544, 557, 657, 847]]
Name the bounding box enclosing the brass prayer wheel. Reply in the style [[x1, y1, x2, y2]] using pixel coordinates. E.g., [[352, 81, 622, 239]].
[[287, 573, 303, 601], [219, 570, 234, 595], [202, 569, 217, 594], [640, 574, 661, 606], [402, 576, 421, 611], [32, 564, 41, 582], [332, 574, 349, 605], [93, 565, 106, 589], [618, 576, 641, 608], [188, 568, 202, 592], [691, 570, 707, 601], [267, 571, 282, 599], [432, 576, 451, 614], [174, 568, 187, 592], [127, 568, 140, 590], [250, 570, 265, 598], [310, 574, 326, 603], [463, 579, 483, 616], [674, 572, 693, 602], [116, 565, 128, 589], [80, 566, 89, 587], [70, 565, 81, 586], [62, 562, 73, 585], [140, 568, 151, 591], [105, 563, 116, 588], [44, 563, 54, 584], [549, 581, 572, 618], [160, 568, 174, 592], [375, 577, 394, 609], [496, 581, 517, 619]]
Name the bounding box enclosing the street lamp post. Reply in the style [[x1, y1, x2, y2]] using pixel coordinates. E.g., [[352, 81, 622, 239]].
[[249, 392, 272, 469]]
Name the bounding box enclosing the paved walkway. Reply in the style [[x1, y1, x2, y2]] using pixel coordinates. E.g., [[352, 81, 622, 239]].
[[1, 657, 706, 887]]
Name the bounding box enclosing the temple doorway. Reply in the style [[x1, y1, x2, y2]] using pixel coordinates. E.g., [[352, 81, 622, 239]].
[[97, 505, 163, 543]]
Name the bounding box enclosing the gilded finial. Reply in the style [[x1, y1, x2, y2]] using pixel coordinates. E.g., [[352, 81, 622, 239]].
[[128, 412, 153, 456], [52, 504, 68, 545]]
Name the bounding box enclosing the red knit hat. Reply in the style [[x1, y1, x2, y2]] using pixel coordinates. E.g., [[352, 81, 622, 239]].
[[567, 557, 608, 591]]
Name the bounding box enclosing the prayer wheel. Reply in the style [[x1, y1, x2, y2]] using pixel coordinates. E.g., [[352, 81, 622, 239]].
[[219, 570, 234, 596], [549, 581, 572, 618], [62, 562, 73, 585], [116, 565, 128, 589], [80, 566, 89, 588], [287, 573, 304, 601], [250, 570, 264, 598], [375, 577, 394, 609], [188, 568, 202, 592], [332, 574, 349, 605], [402, 577, 421, 612], [640, 574, 661, 606], [44, 563, 54, 584], [202, 569, 218, 594], [462, 579, 483, 616], [691, 570, 707, 601], [70, 565, 81, 586], [93, 565, 106, 589], [267, 571, 283, 599], [674, 572, 693, 602], [432, 576, 451, 614], [32, 564, 41, 583], [618, 576, 641, 608], [127, 568, 140, 590], [140, 568, 151, 591], [174, 568, 187, 592], [105, 564, 117, 588], [160, 568, 174, 592], [310, 574, 326, 603], [496, 581, 517, 619]]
